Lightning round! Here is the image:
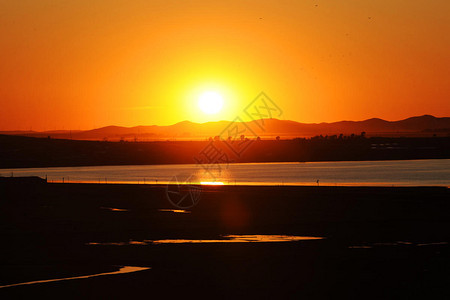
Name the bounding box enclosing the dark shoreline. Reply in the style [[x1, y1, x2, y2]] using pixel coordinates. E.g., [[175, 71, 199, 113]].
[[1, 181, 449, 298], [1, 134, 449, 169]]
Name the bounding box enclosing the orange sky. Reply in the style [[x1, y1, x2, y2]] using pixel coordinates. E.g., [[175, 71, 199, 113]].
[[0, 0, 449, 131]]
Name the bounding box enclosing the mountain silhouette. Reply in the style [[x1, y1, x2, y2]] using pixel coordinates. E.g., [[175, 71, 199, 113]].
[[1, 115, 448, 141]]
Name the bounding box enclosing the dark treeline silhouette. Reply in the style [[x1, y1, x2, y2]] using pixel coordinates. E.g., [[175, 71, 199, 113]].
[[0, 133, 449, 168]]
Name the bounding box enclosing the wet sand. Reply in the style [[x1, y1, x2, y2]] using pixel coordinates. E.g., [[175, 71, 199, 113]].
[[0, 182, 449, 298]]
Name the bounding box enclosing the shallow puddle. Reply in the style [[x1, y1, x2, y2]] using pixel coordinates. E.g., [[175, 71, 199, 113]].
[[100, 207, 129, 212], [87, 235, 324, 246], [0, 266, 150, 289], [348, 241, 448, 249], [152, 235, 323, 244], [158, 209, 191, 214]]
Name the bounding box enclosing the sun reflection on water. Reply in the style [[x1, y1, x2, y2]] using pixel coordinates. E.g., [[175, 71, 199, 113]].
[[200, 181, 224, 185]]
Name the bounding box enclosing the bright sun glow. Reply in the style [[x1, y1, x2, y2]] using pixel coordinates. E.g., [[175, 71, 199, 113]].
[[198, 91, 224, 114], [200, 181, 225, 185]]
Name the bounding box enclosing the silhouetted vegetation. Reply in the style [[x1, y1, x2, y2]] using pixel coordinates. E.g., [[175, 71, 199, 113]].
[[0, 134, 449, 168]]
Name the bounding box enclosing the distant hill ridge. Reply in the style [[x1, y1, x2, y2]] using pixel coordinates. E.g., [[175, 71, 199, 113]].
[[1, 115, 449, 140]]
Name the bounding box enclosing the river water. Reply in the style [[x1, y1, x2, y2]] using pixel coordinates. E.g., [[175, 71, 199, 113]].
[[1, 159, 449, 186]]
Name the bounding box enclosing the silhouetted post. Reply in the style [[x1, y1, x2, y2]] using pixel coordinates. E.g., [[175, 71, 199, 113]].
[[63, 177, 64, 183], [105, 178, 107, 184], [316, 179, 319, 186]]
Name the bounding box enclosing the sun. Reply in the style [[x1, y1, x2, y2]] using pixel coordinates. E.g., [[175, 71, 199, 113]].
[[198, 91, 224, 114]]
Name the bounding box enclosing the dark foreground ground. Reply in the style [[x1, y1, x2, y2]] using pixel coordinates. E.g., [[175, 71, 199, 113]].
[[0, 180, 449, 299]]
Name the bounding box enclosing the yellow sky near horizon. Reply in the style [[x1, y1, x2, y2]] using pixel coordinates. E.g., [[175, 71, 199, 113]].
[[0, 0, 449, 130]]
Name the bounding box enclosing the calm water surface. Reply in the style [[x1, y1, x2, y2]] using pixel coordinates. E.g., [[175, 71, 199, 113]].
[[0, 266, 150, 289], [1, 159, 449, 187]]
